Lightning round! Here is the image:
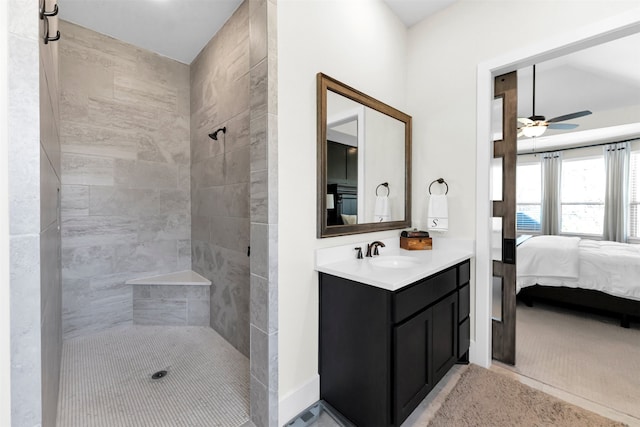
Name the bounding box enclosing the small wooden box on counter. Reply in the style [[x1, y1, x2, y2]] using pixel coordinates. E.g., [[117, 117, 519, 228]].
[[400, 236, 432, 250]]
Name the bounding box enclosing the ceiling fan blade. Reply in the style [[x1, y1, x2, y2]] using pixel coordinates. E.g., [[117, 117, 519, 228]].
[[547, 110, 592, 123], [517, 117, 533, 125], [548, 123, 579, 130]]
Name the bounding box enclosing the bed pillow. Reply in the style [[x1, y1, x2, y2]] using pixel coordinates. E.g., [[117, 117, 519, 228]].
[[517, 235, 580, 279], [341, 214, 357, 225]]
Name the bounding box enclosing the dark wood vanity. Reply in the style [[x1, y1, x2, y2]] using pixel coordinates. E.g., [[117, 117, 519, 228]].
[[319, 260, 470, 426]]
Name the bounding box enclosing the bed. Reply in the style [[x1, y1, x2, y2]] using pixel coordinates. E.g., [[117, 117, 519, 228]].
[[516, 235, 640, 327]]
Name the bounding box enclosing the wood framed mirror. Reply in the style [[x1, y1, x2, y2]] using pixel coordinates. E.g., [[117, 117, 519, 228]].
[[317, 73, 412, 238]]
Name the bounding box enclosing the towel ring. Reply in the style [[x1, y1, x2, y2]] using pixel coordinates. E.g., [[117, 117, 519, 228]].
[[428, 178, 448, 195], [376, 182, 390, 196]]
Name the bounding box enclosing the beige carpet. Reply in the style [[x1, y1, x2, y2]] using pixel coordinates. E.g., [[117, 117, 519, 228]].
[[428, 364, 626, 427], [516, 303, 640, 420], [57, 326, 250, 427]]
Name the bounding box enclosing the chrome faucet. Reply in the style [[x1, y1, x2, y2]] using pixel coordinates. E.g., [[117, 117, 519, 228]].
[[366, 241, 386, 257]]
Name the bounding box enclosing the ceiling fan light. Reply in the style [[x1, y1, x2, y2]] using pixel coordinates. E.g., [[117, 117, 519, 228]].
[[522, 125, 547, 138]]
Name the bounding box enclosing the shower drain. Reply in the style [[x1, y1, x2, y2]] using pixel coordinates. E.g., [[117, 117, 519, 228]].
[[151, 370, 168, 380]]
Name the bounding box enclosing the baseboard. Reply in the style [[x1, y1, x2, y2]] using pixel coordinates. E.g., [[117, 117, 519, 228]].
[[278, 374, 320, 426], [468, 339, 490, 368]]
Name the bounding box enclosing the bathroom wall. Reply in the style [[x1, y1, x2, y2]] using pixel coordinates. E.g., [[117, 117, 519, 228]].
[[190, 2, 251, 356], [59, 21, 191, 338], [7, 0, 62, 425], [277, 0, 408, 419], [39, 3, 62, 425], [277, 0, 640, 420]]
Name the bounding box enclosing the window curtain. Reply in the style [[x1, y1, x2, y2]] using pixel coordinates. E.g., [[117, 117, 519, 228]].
[[603, 142, 630, 242], [541, 151, 561, 235]]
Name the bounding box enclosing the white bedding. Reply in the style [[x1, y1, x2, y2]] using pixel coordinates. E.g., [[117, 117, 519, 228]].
[[517, 236, 640, 302]]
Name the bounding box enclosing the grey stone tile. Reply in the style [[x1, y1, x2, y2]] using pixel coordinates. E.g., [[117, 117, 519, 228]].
[[41, 148, 60, 231], [148, 285, 208, 300], [192, 240, 217, 276], [9, 234, 43, 427], [113, 72, 178, 113], [113, 159, 178, 190], [61, 216, 137, 249], [155, 189, 191, 216], [250, 170, 268, 224], [62, 245, 115, 280], [89, 186, 158, 216], [250, 274, 277, 334], [210, 216, 250, 254], [178, 164, 191, 191], [225, 145, 250, 185], [249, 0, 267, 67], [250, 375, 278, 427], [250, 326, 277, 390], [222, 73, 250, 124], [90, 273, 133, 328], [137, 213, 190, 242], [224, 182, 250, 218], [229, 108, 251, 150], [87, 96, 157, 134], [200, 155, 226, 187], [266, 113, 279, 224], [194, 186, 225, 218], [61, 152, 114, 186], [187, 299, 211, 326], [8, 0, 39, 39], [192, 215, 210, 243], [177, 239, 192, 270], [133, 285, 151, 299], [61, 185, 89, 217], [60, 121, 137, 160], [250, 223, 268, 279], [250, 59, 268, 120], [146, 119, 191, 165], [114, 241, 178, 274], [250, 114, 267, 172], [133, 299, 187, 326]]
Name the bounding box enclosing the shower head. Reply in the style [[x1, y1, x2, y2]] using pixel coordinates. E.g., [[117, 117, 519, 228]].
[[208, 127, 226, 140]]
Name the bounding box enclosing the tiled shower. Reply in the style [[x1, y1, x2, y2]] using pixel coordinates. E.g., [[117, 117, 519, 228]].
[[7, 0, 278, 425]]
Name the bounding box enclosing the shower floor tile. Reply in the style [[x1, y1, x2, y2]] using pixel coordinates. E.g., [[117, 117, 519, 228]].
[[57, 325, 250, 427]]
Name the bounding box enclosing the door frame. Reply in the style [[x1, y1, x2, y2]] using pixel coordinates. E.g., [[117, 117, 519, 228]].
[[472, 9, 640, 368]]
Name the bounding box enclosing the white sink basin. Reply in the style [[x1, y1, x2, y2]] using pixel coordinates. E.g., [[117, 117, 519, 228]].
[[369, 256, 421, 269]]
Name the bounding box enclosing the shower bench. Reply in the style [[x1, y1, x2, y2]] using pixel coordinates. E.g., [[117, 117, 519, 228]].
[[126, 270, 211, 326]]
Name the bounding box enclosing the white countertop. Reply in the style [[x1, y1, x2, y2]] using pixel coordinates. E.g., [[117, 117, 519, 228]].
[[315, 237, 474, 292]]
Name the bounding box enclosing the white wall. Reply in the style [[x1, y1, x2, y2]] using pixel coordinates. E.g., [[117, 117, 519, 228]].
[[0, 1, 11, 424], [277, 0, 408, 415], [408, 0, 640, 364], [278, 0, 640, 420], [408, 0, 640, 235]]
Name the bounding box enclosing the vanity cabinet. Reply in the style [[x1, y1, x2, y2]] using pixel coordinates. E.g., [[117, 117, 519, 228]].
[[319, 260, 470, 427]]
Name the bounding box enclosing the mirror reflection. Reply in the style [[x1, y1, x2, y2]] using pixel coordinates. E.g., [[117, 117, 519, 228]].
[[318, 73, 412, 238], [326, 92, 406, 226]]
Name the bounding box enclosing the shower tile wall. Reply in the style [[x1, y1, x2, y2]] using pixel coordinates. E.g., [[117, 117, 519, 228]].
[[59, 21, 191, 338], [190, 1, 251, 356], [8, 0, 62, 424]]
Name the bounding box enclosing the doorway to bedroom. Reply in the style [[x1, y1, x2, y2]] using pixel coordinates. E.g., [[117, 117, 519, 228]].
[[492, 32, 640, 425]]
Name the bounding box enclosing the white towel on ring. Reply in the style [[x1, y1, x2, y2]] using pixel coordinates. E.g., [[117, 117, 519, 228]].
[[427, 194, 448, 231], [374, 196, 391, 222]]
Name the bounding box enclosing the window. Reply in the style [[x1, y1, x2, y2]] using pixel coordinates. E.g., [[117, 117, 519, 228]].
[[629, 151, 640, 239], [560, 157, 605, 235], [516, 162, 541, 231]]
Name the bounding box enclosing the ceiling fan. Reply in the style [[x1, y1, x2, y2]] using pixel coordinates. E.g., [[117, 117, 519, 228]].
[[517, 64, 592, 138]]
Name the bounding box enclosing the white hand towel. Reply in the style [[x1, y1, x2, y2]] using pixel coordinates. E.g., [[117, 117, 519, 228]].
[[427, 194, 448, 231], [374, 196, 391, 222]]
